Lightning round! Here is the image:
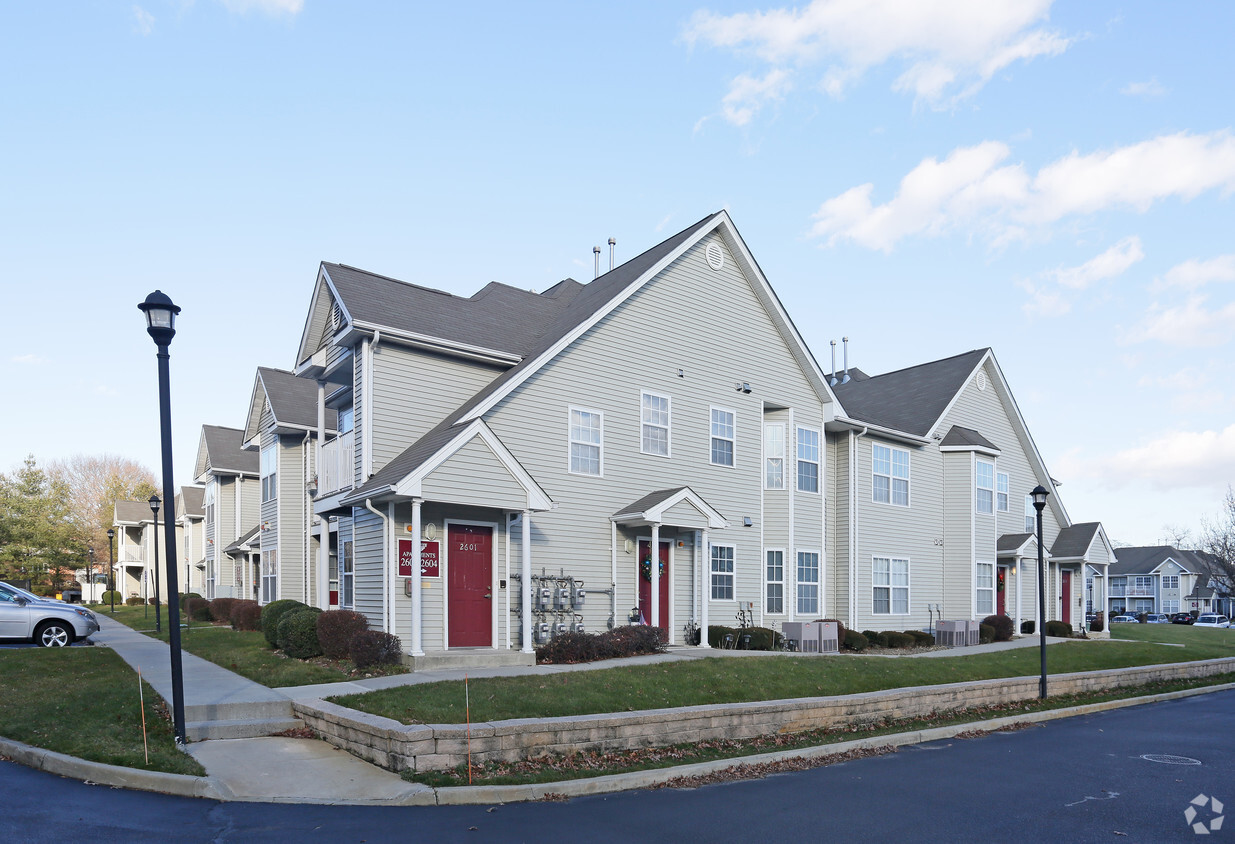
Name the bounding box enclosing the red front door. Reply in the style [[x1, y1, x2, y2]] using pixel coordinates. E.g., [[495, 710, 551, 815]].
[[448, 524, 492, 647], [997, 566, 1007, 617], [637, 540, 671, 638], [1061, 570, 1072, 625]]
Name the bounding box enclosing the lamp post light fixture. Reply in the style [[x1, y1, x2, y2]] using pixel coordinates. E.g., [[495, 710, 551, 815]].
[[148, 494, 164, 634], [1031, 483, 1050, 699], [138, 289, 187, 747], [107, 528, 116, 614]]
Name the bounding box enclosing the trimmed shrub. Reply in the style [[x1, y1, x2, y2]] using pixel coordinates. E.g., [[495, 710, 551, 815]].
[[883, 631, 914, 648], [1045, 620, 1073, 638], [230, 600, 262, 632], [184, 596, 212, 622], [1090, 611, 1105, 633], [708, 625, 737, 648], [181, 592, 202, 601], [843, 630, 869, 651], [209, 597, 237, 624], [978, 623, 996, 644], [317, 610, 369, 659], [99, 590, 122, 605], [981, 614, 1015, 642], [536, 632, 598, 664], [147, 597, 160, 605], [261, 599, 310, 647], [125, 596, 143, 606], [599, 625, 664, 657], [1021, 620, 1035, 635], [736, 626, 782, 651], [904, 630, 935, 646], [278, 608, 323, 659], [867, 630, 889, 647], [350, 630, 404, 669], [1136, 612, 1148, 624]]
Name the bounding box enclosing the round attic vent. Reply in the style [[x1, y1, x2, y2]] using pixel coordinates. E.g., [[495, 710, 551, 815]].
[[976, 371, 988, 391], [705, 241, 725, 271]]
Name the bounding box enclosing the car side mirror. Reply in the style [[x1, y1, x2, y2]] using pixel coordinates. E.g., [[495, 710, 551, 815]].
[[14, 597, 28, 606]]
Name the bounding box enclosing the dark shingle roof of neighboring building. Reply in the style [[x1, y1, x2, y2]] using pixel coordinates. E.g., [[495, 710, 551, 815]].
[[180, 486, 204, 518], [114, 500, 153, 524], [940, 425, 999, 452], [325, 265, 586, 358], [830, 349, 988, 436], [1108, 545, 1190, 576], [350, 213, 725, 500], [1051, 522, 1102, 559], [202, 425, 259, 475], [258, 367, 338, 430]]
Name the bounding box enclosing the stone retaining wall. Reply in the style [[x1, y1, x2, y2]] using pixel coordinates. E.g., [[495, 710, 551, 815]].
[[293, 657, 1235, 773]]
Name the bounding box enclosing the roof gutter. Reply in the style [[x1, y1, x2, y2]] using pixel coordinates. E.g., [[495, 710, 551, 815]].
[[833, 416, 931, 446], [351, 321, 522, 366]]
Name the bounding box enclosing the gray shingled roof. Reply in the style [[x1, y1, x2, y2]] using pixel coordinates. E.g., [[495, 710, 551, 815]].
[[325, 265, 585, 358], [114, 500, 153, 524], [349, 213, 725, 500], [202, 425, 259, 475], [830, 349, 988, 436], [614, 488, 691, 518], [180, 486, 204, 518], [225, 524, 260, 555], [1051, 522, 1102, 559], [1108, 545, 1190, 576], [258, 367, 338, 430], [940, 425, 999, 452], [997, 532, 1035, 553]]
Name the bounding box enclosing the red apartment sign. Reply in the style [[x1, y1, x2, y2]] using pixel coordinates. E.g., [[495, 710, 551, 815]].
[[398, 539, 440, 578]]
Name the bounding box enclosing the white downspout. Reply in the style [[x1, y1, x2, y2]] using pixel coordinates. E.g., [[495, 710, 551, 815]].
[[387, 502, 396, 639], [521, 510, 532, 654], [363, 498, 389, 634], [363, 331, 381, 480], [848, 427, 866, 629], [610, 521, 618, 632], [316, 380, 328, 608], [650, 522, 661, 633], [700, 528, 710, 645]]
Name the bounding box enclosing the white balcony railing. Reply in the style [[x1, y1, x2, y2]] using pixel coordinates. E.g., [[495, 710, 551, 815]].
[[1109, 585, 1155, 598], [318, 434, 355, 496], [120, 548, 145, 563]]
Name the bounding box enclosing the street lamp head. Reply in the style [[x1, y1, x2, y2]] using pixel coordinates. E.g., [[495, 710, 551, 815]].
[[107, 528, 115, 540], [149, 493, 161, 515], [138, 290, 181, 347], [1031, 484, 1049, 512]]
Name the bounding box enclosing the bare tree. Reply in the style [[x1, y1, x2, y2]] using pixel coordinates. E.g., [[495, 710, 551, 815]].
[[48, 454, 159, 559], [1160, 523, 1194, 548], [1199, 486, 1235, 589]]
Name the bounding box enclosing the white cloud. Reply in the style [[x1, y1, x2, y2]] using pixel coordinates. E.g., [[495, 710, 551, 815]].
[[810, 131, 1235, 250], [132, 5, 155, 35], [1135, 296, 1235, 347], [720, 69, 791, 126], [1121, 78, 1167, 97], [1156, 254, 1235, 291], [1018, 278, 1070, 317], [11, 354, 46, 365], [1064, 425, 1235, 491], [217, 0, 303, 15], [1052, 236, 1143, 289], [685, 0, 1069, 123]]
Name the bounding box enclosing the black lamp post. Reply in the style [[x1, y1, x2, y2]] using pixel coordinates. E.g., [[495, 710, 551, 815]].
[[149, 495, 163, 633], [107, 529, 116, 613], [138, 290, 187, 747], [1032, 484, 1050, 699], [87, 547, 95, 604]]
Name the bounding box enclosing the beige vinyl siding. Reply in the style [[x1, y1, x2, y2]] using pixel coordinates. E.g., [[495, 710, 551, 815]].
[[217, 476, 237, 593], [351, 506, 385, 631], [353, 346, 364, 486], [276, 433, 309, 602], [825, 433, 850, 622], [662, 500, 710, 529], [942, 452, 973, 618], [419, 436, 528, 510]]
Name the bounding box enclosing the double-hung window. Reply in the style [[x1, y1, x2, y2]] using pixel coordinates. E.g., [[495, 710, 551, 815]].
[[710, 544, 734, 600], [764, 424, 785, 489], [872, 444, 909, 506], [641, 392, 670, 456], [765, 550, 784, 614], [568, 408, 602, 475], [1024, 494, 1035, 532], [261, 550, 277, 604], [1162, 574, 1179, 590], [997, 472, 1009, 511], [710, 408, 735, 466], [873, 557, 909, 614], [975, 460, 994, 514], [341, 540, 354, 608], [796, 551, 819, 614], [797, 427, 820, 493], [260, 443, 277, 503], [976, 562, 995, 614]]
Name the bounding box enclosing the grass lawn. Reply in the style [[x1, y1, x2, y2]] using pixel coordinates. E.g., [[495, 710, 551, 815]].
[[335, 624, 1235, 724], [103, 602, 406, 688], [0, 647, 205, 776]]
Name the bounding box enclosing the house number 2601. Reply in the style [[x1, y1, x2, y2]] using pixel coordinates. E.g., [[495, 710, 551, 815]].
[[457, 542, 481, 551]]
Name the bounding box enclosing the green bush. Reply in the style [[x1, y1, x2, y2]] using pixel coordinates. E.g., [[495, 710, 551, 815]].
[[1045, 620, 1073, 638], [867, 630, 889, 647], [708, 625, 737, 648], [181, 592, 202, 601], [125, 596, 143, 606], [843, 630, 869, 651], [277, 608, 323, 659], [904, 630, 934, 646], [350, 630, 404, 668], [230, 600, 262, 632], [1090, 612, 1105, 633], [883, 631, 914, 648], [1021, 620, 1035, 635], [316, 610, 369, 659], [736, 626, 782, 650], [98, 590, 122, 605], [261, 599, 309, 647], [184, 596, 212, 621], [1136, 613, 1148, 624], [978, 623, 996, 644], [536, 626, 664, 664], [981, 614, 1015, 642]]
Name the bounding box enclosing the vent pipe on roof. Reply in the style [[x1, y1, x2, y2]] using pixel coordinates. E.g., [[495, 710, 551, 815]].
[[608, 237, 616, 271], [829, 340, 838, 386], [593, 246, 601, 279], [842, 336, 851, 384]]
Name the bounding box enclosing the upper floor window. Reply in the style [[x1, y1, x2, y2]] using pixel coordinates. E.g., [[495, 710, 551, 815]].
[[997, 472, 1009, 512], [873, 444, 909, 506], [568, 408, 603, 476], [260, 444, 277, 503], [1163, 574, 1180, 590], [641, 392, 670, 457], [337, 404, 354, 435], [797, 427, 820, 493], [1024, 494, 1035, 532], [976, 460, 994, 514], [710, 408, 735, 467], [764, 423, 785, 489]]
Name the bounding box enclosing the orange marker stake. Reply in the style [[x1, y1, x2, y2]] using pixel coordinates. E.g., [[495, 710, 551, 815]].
[[138, 667, 149, 764]]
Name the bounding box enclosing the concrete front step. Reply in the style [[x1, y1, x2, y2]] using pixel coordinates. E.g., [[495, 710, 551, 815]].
[[183, 698, 294, 724], [404, 650, 536, 672], [186, 716, 306, 741]]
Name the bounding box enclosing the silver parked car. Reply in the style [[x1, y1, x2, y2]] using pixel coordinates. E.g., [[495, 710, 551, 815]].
[[1193, 614, 1231, 629], [0, 582, 99, 646]]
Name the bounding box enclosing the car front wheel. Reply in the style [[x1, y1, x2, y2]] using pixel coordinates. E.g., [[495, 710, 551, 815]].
[[35, 621, 74, 647]]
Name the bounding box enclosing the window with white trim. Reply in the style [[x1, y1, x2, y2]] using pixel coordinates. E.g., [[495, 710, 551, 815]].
[[765, 550, 784, 614], [872, 443, 909, 506], [797, 551, 819, 614], [976, 562, 995, 615], [261, 550, 277, 604], [1163, 599, 1179, 614], [641, 392, 670, 456], [341, 540, 354, 608], [337, 404, 354, 434], [261, 443, 278, 503], [710, 544, 734, 600], [797, 427, 820, 493], [997, 472, 1009, 512], [568, 408, 602, 476], [1024, 494, 1035, 532], [1134, 575, 1153, 593], [873, 556, 909, 614], [710, 407, 735, 467], [764, 423, 785, 489], [975, 460, 994, 514], [1162, 574, 1179, 590]]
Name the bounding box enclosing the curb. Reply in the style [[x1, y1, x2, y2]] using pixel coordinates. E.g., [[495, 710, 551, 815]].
[[3, 681, 1232, 805]]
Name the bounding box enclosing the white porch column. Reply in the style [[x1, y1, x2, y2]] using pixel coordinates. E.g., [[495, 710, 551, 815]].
[[700, 529, 710, 647], [521, 510, 532, 654], [410, 498, 424, 656], [1015, 556, 1024, 633], [650, 522, 661, 633]]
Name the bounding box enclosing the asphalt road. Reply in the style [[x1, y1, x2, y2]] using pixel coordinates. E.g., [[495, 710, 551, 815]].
[[3, 689, 1231, 843]]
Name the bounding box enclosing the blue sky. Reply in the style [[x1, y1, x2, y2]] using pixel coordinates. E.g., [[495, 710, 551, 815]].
[[2, 1, 1232, 545]]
